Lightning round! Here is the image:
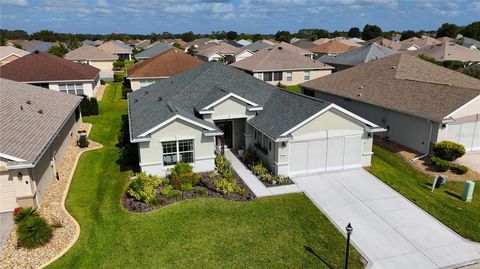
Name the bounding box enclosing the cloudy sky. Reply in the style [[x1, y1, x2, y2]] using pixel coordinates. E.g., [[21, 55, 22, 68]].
[[1, 0, 479, 34]]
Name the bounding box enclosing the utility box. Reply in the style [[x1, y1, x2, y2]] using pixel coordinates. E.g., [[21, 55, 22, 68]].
[[461, 181, 475, 202]]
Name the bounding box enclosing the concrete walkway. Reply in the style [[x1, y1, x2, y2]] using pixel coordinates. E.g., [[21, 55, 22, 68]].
[[0, 212, 14, 248], [224, 151, 301, 197], [293, 169, 480, 269], [457, 152, 480, 173]]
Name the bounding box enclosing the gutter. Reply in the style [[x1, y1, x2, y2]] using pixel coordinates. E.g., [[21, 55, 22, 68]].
[[411, 120, 433, 162]]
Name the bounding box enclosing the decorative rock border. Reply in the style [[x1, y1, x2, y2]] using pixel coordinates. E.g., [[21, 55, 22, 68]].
[[0, 123, 103, 269]]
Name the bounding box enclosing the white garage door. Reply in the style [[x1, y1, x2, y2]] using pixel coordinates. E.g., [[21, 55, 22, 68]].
[[0, 171, 17, 213], [447, 122, 480, 152], [289, 135, 362, 176]]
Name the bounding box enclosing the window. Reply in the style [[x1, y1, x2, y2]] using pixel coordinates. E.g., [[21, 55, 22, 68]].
[[304, 70, 310, 81], [256, 73, 263, 80], [59, 83, 84, 95], [273, 71, 283, 81], [162, 140, 194, 166], [263, 135, 268, 150], [286, 72, 292, 81], [139, 79, 156, 88], [263, 72, 273, 81]]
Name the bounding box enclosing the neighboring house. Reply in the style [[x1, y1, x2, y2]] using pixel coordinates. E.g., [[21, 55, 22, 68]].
[[0, 79, 82, 213], [313, 38, 332, 45], [128, 62, 381, 177], [174, 39, 188, 49], [310, 40, 356, 57], [98, 41, 133, 60], [236, 39, 252, 46], [194, 42, 241, 62], [230, 45, 333, 86], [134, 39, 151, 50], [408, 41, 480, 62], [241, 40, 272, 53], [276, 41, 315, 58], [0, 51, 100, 97], [367, 37, 401, 50], [301, 53, 480, 153], [0, 46, 30, 66], [184, 38, 215, 51], [82, 39, 95, 46], [318, 43, 398, 71], [134, 43, 172, 60], [337, 38, 362, 48], [348, 37, 365, 44], [398, 36, 439, 51], [456, 37, 480, 50], [19, 40, 54, 52], [233, 49, 255, 62], [65, 45, 117, 80], [127, 49, 204, 91], [291, 39, 317, 50], [225, 40, 244, 48]]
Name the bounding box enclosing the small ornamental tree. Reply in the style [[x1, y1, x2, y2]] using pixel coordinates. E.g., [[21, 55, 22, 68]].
[[433, 141, 466, 161]]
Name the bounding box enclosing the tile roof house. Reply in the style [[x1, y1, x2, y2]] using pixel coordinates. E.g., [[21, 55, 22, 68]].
[[0, 79, 83, 213], [128, 62, 380, 177], [98, 40, 133, 60], [301, 53, 480, 153], [194, 42, 242, 62], [65, 45, 117, 79], [318, 43, 398, 71], [0, 46, 30, 66], [309, 40, 357, 57], [0, 51, 101, 97], [408, 40, 480, 62], [231, 45, 333, 86], [127, 49, 204, 90], [134, 43, 172, 60]]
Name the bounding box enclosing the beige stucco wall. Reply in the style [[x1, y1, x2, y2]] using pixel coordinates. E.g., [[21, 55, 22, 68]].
[[254, 69, 332, 86], [209, 97, 256, 121], [89, 60, 114, 79], [130, 78, 165, 91]]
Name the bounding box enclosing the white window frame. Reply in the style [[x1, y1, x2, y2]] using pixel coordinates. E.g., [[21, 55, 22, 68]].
[[304, 70, 310, 81], [162, 139, 194, 167], [286, 71, 292, 81], [256, 73, 263, 80], [59, 83, 84, 95]]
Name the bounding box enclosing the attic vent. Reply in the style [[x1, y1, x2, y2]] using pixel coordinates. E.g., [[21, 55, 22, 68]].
[[167, 103, 177, 112], [38, 109, 43, 114], [358, 85, 363, 89], [158, 97, 163, 102], [26, 100, 32, 105], [144, 91, 149, 95], [278, 46, 282, 50]]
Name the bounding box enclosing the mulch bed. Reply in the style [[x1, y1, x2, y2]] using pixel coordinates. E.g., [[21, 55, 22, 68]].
[[123, 171, 256, 213]]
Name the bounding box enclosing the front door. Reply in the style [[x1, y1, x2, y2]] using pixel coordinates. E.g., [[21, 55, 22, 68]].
[[216, 121, 233, 149]]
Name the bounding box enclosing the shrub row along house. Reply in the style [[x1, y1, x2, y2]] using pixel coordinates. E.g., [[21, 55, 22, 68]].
[[128, 62, 383, 177], [0, 79, 82, 213], [301, 53, 480, 153], [0, 51, 101, 97]]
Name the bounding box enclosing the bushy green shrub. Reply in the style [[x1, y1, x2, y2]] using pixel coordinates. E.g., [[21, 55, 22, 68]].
[[213, 178, 237, 194], [17, 216, 53, 249], [170, 162, 200, 189], [433, 141, 466, 161], [452, 165, 469, 175], [431, 156, 450, 172], [113, 73, 124, 82], [13, 207, 38, 224], [113, 60, 125, 70], [274, 176, 290, 185], [168, 190, 182, 201], [80, 95, 99, 116], [235, 186, 247, 196], [195, 187, 207, 196], [127, 172, 162, 204], [181, 182, 193, 192], [243, 148, 258, 166], [171, 162, 193, 175], [215, 154, 232, 175], [251, 163, 268, 177], [160, 185, 173, 196]]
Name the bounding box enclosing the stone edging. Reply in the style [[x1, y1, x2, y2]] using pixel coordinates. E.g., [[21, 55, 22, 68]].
[[38, 140, 103, 269]]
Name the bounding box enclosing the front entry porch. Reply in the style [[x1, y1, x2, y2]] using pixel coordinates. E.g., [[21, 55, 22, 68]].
[[214, 118, 246, 153]]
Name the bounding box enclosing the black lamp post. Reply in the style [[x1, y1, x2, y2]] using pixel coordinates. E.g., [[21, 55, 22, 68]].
[[345, 222, 353, 269]]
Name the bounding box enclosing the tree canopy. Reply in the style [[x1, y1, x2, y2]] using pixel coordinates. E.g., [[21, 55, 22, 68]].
[[362, 24, 383, 40], [436, 23, 461, 38], [347, 27, 361, 38], [48, 43, 69, 58], [460, 21, 480, 40], [274, 30, 292, 42], [226, 31, 238, 40], [400, 30, 421, 41]]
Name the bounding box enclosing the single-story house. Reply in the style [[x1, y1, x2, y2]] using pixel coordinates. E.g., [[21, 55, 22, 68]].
[[241, 40, 272, 53], [276, 41, 315, 59], [231, 45, 333, 86], [127, 49, 204, 91], [456, 37, 480, 50], [398, 36, 439, 51], [19, 40, 54, 52], [367, 37, 401, 50], [194, 42, 241, 62], [291, 39, 317, 50], [408, 40, 480, 62], [301, 53, 480, 153], [98, 40, 133, 60], [134, 43, 172, 61], [310, 40, 357, 58], [233, 49, 255, 62], [0, 51, 101, 97], [0, 79, 82, 213], [0, 46, 30, 66], [236, 39, 252, 46], [318, 43, 398, 71], [128, 62, 382, 177], [65, 45, 117, 79]]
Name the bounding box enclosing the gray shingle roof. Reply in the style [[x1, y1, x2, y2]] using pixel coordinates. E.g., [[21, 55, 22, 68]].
[[0, 79, 81, 166], [318, 43, 398, 67], [135, 43, 172, 59], [128, 62, 332, 140], [456, 37, 480, 48], [241, 41, 272, 52]]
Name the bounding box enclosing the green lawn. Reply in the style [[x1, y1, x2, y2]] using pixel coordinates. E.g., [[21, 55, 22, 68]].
[[367, 145, 480, 242], [285, 85, 302, 93], [48, 83, 363, 269]]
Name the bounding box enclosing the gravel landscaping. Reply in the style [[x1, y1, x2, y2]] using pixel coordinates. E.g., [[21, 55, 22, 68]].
[[0, 123, 102, 269]]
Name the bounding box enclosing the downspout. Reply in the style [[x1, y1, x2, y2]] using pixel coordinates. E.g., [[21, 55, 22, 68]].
[[411, 120, 433, 162]]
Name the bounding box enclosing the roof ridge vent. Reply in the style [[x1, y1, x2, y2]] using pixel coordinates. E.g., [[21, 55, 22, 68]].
[[38, 109, 43, 114], [167, 102, 177, 112]]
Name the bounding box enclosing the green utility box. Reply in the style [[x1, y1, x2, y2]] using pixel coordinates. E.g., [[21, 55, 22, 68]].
[[461, 181, 475, 202]]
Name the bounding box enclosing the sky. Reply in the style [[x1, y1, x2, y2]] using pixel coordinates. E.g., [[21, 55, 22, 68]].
[[0, 0, 479, 34]]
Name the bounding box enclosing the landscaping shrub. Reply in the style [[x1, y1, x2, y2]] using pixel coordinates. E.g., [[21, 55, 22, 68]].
[[430, 156, 450, 172], [274, 176, 290, 185], [113, 73, 124, 82], [17, 216, 53, 249], [195, 187, 206, 196], [80, 95, 99, 116], [78, 133, 89, 148], [251, 162, 268, 178], [181, 182, 193, 192], [213, 177, 237, 195], [127, 172, 162, 204], [215, 154, 232, 175], [433, 141, 466, 161], [235, 186, 247, 196], [13, 207, 38, 224], [452, 165, 469, 175], [168, 190, 182, 201], [242, 148, 258, 166], [160, 185, 173, 196], [113, 60, 125, 71], [171, 162, 193, 174], [100, 79, 105, 85], [170, 162, 200, 189]]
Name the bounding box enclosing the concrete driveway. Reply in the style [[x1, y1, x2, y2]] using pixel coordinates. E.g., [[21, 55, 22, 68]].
[[293, 169, 480, 269], [457, 152, 480, 173], [0, 212, 14, 248]]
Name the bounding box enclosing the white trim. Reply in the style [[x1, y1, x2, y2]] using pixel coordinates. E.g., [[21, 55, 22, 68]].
[[0, 52, 26, 61], [203, 131, 223, 137], [22, 78, 97, 84], [247, 106, 263, 111], [6, 163, 34, 169], [131, 137, 151, 143], [138, 115, 216, 137], [0, 152, 26, 162], [444, 95, 480, 119], [128, 76, 169, 80], [203, 93, 259, 110], [280, 104, 379, 137], [199, 110, 214, 115]]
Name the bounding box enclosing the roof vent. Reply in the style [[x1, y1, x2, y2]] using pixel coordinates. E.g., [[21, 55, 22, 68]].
[[144, 91, 149, 95], [167, 103, 177, 112], [392, 65, 396, 69], [34, 50, 40, 54], [357, 93, 362, 97], [26, 100, 32, 105], [20, 106, 23, 111], [358, 85, 363, 89], [158, 97, 163, 102], [38, 109, 43, 114], [278, 46, 282, 50]]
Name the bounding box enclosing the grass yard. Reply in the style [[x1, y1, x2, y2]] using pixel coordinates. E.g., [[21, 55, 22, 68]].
[[285, 85, 302, 93], [48, 83, 363, 269], [367, 145, 480, 242]]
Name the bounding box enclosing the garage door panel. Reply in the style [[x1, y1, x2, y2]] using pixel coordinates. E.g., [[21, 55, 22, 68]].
[[344, 135, 362, 169], [447, 124, 461, 143], [290, 142, 308, 175], [458, 123, 475, 151], [326, 136, 345, 171], [473, 122, 480, 151], [308, 139, 327, 173], [1, 172, 17, 212]]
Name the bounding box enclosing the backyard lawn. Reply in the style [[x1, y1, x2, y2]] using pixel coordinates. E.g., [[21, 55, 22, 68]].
[[48, 83, 363, 269], [285, 85, 302, 93], [367, 145, 480, 242]]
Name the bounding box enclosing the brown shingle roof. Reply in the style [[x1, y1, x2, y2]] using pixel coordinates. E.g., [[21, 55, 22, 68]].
[[195, 42, 241, 57], [0, 51, 100, 82], [408, 41, 480, 62], [230, 45, 333, 72], [0, 79, 81, 165], [310, 40, 356, 54], [127, 49, 204, 78], [301, 53, 480, 121]]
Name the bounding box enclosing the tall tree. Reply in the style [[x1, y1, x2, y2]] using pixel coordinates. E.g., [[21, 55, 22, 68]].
[[361, 24, 383, 40], [436, 23, 461, 38], [274, 30, 292, 42], [180, 31, 196, 42], [48, 43, 69, 58], [347, 27, 361, 38], [226, 31, 238, 40], [251, 34, 263, 42], [400, 30, 420, 41], [31, 30, 58, 42], [460, 21, 480, 40]]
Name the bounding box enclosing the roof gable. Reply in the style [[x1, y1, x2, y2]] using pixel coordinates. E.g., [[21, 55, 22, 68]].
[[65, 45, 117, 61]]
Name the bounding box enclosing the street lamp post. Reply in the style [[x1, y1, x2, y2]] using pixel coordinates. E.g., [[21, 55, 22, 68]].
[[345, 223, 353, 269]]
